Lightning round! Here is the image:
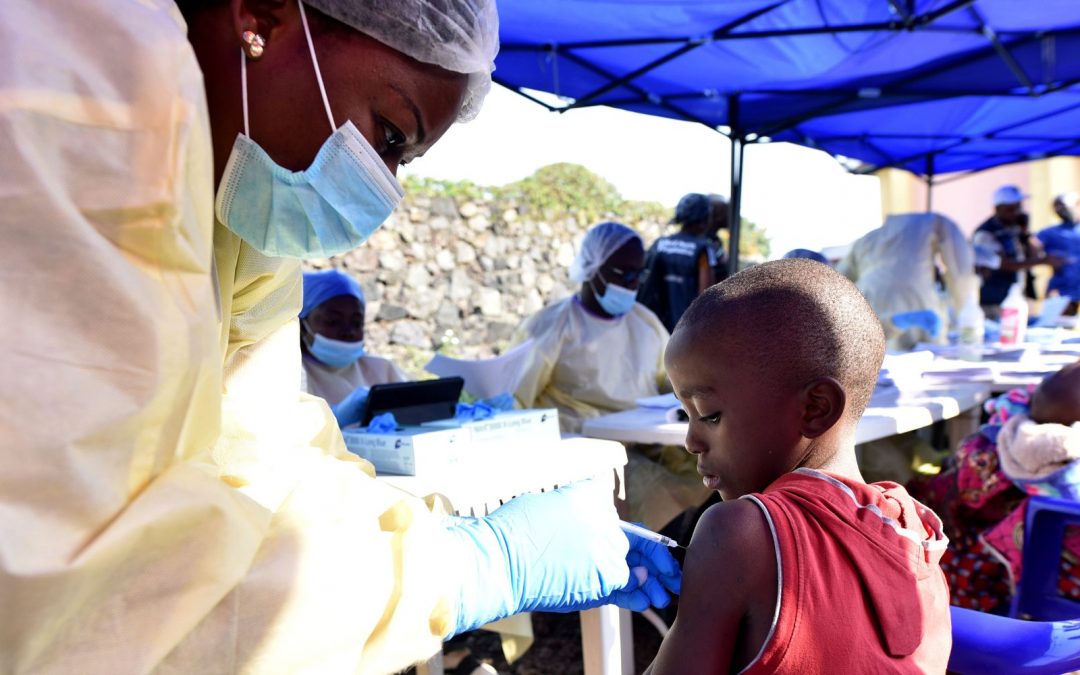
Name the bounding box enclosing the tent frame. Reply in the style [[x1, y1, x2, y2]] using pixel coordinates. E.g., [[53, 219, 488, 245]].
[[498, 1, 1080, 270]]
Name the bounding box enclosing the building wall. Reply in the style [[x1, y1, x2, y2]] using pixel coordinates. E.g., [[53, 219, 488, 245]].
[[879, 157, 1080, 236]]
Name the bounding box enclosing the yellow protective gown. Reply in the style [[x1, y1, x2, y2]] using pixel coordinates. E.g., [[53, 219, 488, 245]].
[[1, 2, 460, 673], [512, 297, 669, 434], [838, 212, 977, 350], [301, 353, 410, 405], [511, 298, 703, 528]]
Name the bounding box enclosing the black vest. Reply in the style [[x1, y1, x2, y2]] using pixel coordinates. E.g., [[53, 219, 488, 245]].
[[638, 232, 713, 332]]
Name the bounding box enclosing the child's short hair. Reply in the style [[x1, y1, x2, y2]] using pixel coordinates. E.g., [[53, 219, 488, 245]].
[[1031, 362, 1080, 425], [675, 258, 886, 418]]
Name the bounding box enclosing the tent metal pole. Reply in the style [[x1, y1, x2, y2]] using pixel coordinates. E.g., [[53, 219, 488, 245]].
[[926, 155, 935, 212], [728, 95, 745, 276]]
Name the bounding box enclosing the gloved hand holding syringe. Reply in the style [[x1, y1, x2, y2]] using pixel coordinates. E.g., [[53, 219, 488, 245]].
[[619, 520, 685, 549], [444, 481, 684, 637]]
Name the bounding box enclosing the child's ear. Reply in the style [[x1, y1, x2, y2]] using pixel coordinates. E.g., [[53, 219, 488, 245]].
[[799, 377, 846, 438]]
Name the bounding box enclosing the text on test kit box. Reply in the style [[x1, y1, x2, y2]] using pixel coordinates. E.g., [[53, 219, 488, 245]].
[[342, 426, 469, 476], [420, 408, 560, 444], [341, 409, 561, 476]]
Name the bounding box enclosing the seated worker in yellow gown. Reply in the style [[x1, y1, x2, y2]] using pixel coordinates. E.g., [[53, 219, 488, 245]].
[[513, 221, 709, 529], [513, 221, 667, 433], [300, 269, 408, 427]]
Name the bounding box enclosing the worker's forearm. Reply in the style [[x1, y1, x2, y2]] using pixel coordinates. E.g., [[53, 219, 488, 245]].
[[999, 258, 1045, 271]]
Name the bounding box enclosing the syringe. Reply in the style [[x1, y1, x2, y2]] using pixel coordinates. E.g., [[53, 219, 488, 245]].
[[619, 520, 683, 549]]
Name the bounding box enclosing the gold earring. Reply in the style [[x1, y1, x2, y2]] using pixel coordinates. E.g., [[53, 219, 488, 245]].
[[242, 30, 266, 59]]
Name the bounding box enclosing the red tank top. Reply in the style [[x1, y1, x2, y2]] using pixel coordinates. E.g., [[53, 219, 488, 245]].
[[740, 468, 952, 674]]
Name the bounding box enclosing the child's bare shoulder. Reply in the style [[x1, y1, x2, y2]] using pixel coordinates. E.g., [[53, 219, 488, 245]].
[[647, 499, 778, 675], [687, 499, 776, 602], [692, 499, 772, 553]]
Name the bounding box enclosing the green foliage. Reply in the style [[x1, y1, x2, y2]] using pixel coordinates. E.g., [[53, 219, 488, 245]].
[[715, 217, 771, 259], [619, 199, 670, 224], [499, 163, 623, 224], [738, 217, 771, 259], [403, 163, 770, 254], [401, 175, 490, 203]]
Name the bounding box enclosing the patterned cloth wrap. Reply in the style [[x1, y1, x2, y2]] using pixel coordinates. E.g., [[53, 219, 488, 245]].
[[910, 386, 1080, 613]]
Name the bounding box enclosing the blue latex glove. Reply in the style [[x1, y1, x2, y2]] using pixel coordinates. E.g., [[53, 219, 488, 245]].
[[365, 411, 397, 433], [330, 386, 369, 428], [891, 309, 942, 338], [481, 392, 516, 411], [444, 481, 682, 637], [455, 401, 496, 421]]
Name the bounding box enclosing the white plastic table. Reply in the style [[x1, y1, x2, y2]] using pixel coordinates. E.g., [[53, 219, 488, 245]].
[[910, 342, 1079, 393], [926, 359, 1072, 393], [378, 437, 635, 675], [581, 383, 992, 448]]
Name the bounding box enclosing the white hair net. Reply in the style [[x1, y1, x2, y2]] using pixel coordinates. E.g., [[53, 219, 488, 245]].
[[304, 0, 499, 122], [569, 222, 642, 284]]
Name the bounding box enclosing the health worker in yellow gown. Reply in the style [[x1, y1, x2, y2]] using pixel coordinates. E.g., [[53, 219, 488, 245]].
[[513, 221, 670, 435], [0, 1, 681, 673], [512, 222, 708, 531]]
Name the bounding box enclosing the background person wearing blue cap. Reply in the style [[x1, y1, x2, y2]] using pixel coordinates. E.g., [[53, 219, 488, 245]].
[[300, 269, 409, 428], [974, 184, 1066, 317], [637, 193, 718, 333]]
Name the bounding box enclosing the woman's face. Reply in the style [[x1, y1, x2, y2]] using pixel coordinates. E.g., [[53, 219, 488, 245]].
[[305, 295, 364, 343], [591, 238, 646, 297], [195, 1, 469, 181]]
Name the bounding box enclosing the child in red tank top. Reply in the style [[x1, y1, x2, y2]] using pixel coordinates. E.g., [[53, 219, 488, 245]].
[[645, 259, 951, 674]]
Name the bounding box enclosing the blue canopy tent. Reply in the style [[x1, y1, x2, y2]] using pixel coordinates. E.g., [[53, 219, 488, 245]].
[[494, 0, 1080, 270]]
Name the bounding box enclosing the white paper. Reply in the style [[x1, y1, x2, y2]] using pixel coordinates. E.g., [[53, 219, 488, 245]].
[[635, 392, 679, 409], [425, 339, 536, 400], [920, 360, 996, 383], [1034, 295, 1072, 327], [880, 350, 936, 391]]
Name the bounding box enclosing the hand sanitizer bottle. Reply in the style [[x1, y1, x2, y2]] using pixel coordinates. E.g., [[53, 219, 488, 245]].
[[999, 283, 1028, 345]]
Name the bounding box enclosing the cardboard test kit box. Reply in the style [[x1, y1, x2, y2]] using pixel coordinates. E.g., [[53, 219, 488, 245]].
[[342, 409, 560, 476]]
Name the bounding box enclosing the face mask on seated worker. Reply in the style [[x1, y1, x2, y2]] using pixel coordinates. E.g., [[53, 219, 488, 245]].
[[304, 324, 367, 368], [215, 0, 404, 259], [591, 271, 638, 317]]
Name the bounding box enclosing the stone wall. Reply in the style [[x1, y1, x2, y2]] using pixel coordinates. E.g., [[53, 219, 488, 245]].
[[307, 192, 669, 376]]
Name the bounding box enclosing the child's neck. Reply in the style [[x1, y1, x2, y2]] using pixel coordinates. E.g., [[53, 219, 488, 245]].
[[808, 449, 865, 484], [795, 430, 865, 484]]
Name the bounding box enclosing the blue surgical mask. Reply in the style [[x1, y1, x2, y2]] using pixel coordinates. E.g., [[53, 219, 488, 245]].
[[591, 273, 637, 317], [307, 330, 366, 369], [215, 0, 403, 259]]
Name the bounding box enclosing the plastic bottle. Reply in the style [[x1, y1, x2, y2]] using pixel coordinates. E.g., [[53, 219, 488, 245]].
[[999, 283, 1029, 345], [957, 293, 985, 361]]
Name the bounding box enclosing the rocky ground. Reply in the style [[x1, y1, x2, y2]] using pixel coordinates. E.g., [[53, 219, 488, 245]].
[[406, 611, 667, 675], [307, 189, 669, 376]]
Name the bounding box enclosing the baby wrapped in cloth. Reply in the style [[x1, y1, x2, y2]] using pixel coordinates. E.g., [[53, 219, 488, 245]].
[[997, 413, 1080, 499]]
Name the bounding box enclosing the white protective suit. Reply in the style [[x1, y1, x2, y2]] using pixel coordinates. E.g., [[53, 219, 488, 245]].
[[512, 297, 669, 434], [838, 212, 977, 350], [511, 298, 709, 529], [0, 3, 465, 673]]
